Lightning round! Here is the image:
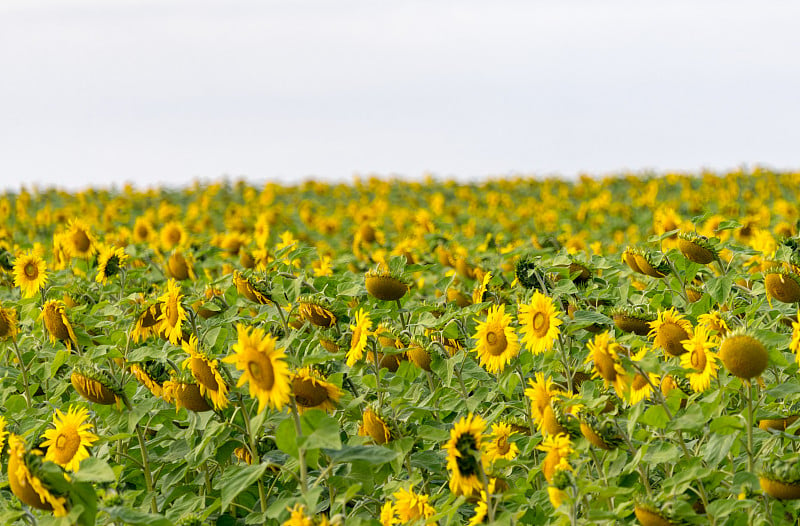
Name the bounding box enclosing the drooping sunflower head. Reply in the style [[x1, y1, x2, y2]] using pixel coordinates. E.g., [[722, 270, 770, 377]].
[[579, 414, 622, 450], [445, 413, 487, 496], [0, 304, 19, 340], [7, 434, 69, 517], [291, 367, 341, 413], [162, 377, 213, 413], [719, 329, 769, 380], [131, 302, 163, 342], [298, 295, 337, 328], [677, 231, 719, 264], [181, 335, 229, 410], [40, 299, 78, 349], [365, 267, 410, 301], [538, 432, 573, 484], [223, 324, 291, 413], [519, 291, 563, 355], [232, 270, 272, 305], [40, 405, 98, 472], [473, 303, 519, 374], [622, 247, 642, 274], [13, 250, 48, 299], [346, 308, 373, 367], [515, 254, 545, 290], [649, 308, 693, 357], [633, 495, 678, 526], [157, 279, 187, 345], [130, 360, 170, 398], [70, 363, 126, 407], [611, 306, 656, 336], [764, 267, 800, 304], [95, 245, 128, 284], [359, 406, 392, 444], [65, 218, 96, 258], [167, 250, 195, 281], [405, 338, 432, 371], [759, 455, 800, 499]]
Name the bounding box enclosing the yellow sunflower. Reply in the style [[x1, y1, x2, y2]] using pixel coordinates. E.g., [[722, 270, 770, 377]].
[[346, 308, 372, 367], [13, 250, 47, 299], [392, 486, 436, 522], [7, 434, 68, 517], [468, 478, 497, 526], [167, 250, 195, 281], [584, 331, 625, 390], [538, 433, 573, 483], [95, 245, 128, 284], [223, 324, 291, 413], [130, 361, 169, 398], [132, 216, 154, 244], [791, 310, 800, 366], [298, 297, 337, 328], [525, 372, 566, 428], [182, 335, 229, 410], [618, 349, 660, 405], [162, 379, 213, 412], [157, 279, 187, 345], [0, 415, 8, 454], [131, 302, 162, 343], [649, 308, 693, 357], [40, 300, 78, 350], [472, 271, 492, 304], [698, 310, 729, 343], [282, 503, 313, 526], [291, 367, 341, 413], [0, 304, 19, 340], [380, 501, 399, 526], [65, 219, 96, 258], [160, 221, 187, 251], [358, 406, 392, 444], [518, 291, 563, 355], [71, 365, 125, 407], [233, 270, 272, 305], [445, 413, 487, 496], [473, 303, 520, 374], [484, 422, 519, 464], [40, 405, 98, 472], [679, 325, 719, 392]]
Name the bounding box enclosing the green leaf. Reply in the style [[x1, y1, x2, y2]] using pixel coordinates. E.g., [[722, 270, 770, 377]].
[[275, 417, 298, 458], [710, 415, 745, 435], [323, 445, 399, 465], [216, 463, 268, 511], [638, 405, 669, 429], [643, 442, 680, 464], [73, 458, 116, 483], [668, 404, 705, 432], [50, 349, 70, 378], [299, 410, 342, 451], [706, 274, 733, 306], [716, 219, 742, 232], [102, 506, 174, 526]]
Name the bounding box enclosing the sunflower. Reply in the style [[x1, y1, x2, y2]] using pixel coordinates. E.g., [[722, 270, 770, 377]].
[[525, 372, 566, 429], [473, 304, 520, 374], [0, 304, 19, 340], [518, 291, 562, 355], [468, 478, 497, 526], [472, 271, 492, 304], [484, 422, 519, 464], [445, 413, 487, 496], [611, 307, 655, 336], [698, 310, 729, 343], [298, 296, 337, 328], [764, 268, 800, 304], [131, 302, 162, 343], [132, 216, 154, 244], [182, 335, 229, 410], [223, 324, 291, 413], [157, 279, 187, 345], [619, 350, 660, 405], [70, 364, 126, 407], [7, 434, 69, 516], [677, 231, 718, 264], [282, 503, 313, 526], [791, 310, 800, 366], [95, 245, 128, 284], [291, 367, 341, 413], [162, 379, 213, 412], [65, 219, 96, 258], [365, 267, 409, 301], [679, 325, 719, 392], [584, 331, 625, 389], [359, 406, 392, 444], [346, 308, 372, 367], [649, 308, 693, 357], [538, 433, 573, 483], [392, 486, 436, 522], [160, 221, 187, 251], [40, 300, 78, 350], [380, 502, 399, 526], [167, 250, 195, 281], [40, 406, 98, 472], [0, 415, 8, 454], [719, 330, 769, 380], [130, 360, 170, 398], [233, 270, 272, 305], [13, 250, 47, 298]]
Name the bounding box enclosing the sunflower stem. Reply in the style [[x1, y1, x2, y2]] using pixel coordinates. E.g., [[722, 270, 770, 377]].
[[273, 301, 291, 336], [745, 380, 755, 473], [515, 364, 535, 435], [289, 397, 309, 496], [238, 394, 268, 513], [135, 424, 158, 514], [10, 338, 31, 408]]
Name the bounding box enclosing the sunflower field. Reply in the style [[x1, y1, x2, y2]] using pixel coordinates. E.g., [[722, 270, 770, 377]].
[[3, 169, 800, 525]]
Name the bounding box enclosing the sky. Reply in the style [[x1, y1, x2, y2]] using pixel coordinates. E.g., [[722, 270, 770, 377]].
[[1, 0, 799, 192]]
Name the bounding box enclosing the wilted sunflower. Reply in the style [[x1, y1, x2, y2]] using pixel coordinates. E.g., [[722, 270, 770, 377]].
[[298, 296, 337, 327], [71, 364, 126, 407], [13, 250, 47, 299], [223, 324, 291, 413], [291, 367, 341, 413], [365, 267, 409, 301], [359, 406, 391, 444], [233, 270, 272, 305], [346, 308, 372, 367], [95, 245, 128, 284], [182, 335, 229, 410], [7, 434, 69, 516], [680, 325, 719, 392], [0, 304, 18, 340], [611, 307, 655, 336], [473, 304, 520, 374], [518, 291, 562, 355], [40, 300, 78, 350], [130, 360, 170, 398], [40, 406, 98, 472], [157, 279, 187, 345], [65, 219, 96, 258], [163, 378, 213, 412], [445, 413, 487, 496], [719, 330, 769, 380], [484, 422, 519, 464], [649, 308, 693, 357], [392, 486, 436, 523]]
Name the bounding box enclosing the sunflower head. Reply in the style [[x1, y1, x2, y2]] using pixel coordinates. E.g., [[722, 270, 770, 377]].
[[686, 285, 704, 303], [632, 496, 678, 526], [298, 295, 337, 328], [233, 270, 272, 305], [764, 267, 800, 304], [41, 299, 78, 349], [130, 360, 170, 398], [677, 231, 719, 264], [406, 339, 433, 371], [579, 414, 622, 450], [291, 367, 341, 413], [719, 330, 769, 380], [40, 405, 98, 472], [365, 267, 410, 301], [759, 455, 800, 500], [519, 291, 563, 355], [0, 305, 19, 340], [611, 306, 656, 336], [71, 364, 125, 407], [163, 378, 213, 413], [622, 247, 643, 274], [7, 434, 69, 516], [66, 219, 96, 258], [359, 406, 392, 444], [649, 308, 693, 357], [634, 249, 671, 278], [445, 413, 486, 496], [167, 250, 195, 281], [96, 245, 128, 284], [182, 336, 229, 410], [515, 255, 545, 290], [13, 250, 48, 298], [473, 303, 519, 374]]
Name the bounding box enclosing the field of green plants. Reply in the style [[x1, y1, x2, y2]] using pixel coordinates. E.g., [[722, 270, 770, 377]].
[[3, 169, 800, 525]]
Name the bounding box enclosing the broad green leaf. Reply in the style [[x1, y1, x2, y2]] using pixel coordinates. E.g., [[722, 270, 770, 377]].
[[217, 463, 268, 511], [323, 445, 399, 465], [73, 458, 116, 483]]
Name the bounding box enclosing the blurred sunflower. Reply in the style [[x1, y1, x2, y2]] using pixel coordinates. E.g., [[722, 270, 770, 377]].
[[473, 304, 519, 374], [538, 432, 573, 483], [468, 478, 496, 526], [392, 486, 435, 522], [233, 270, 272, 305], [131, 302, 162, 343], [65, 218, 96, 258], [0, 304, 18, 340], [13, 250, 47, 298], [40, 300, 78, 350], [698, 310, 729, 343], [649, 308, 693, 357], [680, 325, 719, 392], [472, 271, 492, 304], [282, 503, 313, 526], [346, 308, 372, 367], [162, 379, 213, 412], [132, 216, 154, 244], [791, 310, 800, 366], [525, 372, 565, 429], [157, 279, 187, 345], [7, 434, 69, 516], [291, 367, 341, 413], [620, 349, 660, 405], [160, 221, 187, 251], [359, 406, 391, 444], [95, 245, 128, 284], [518, 291, 562, 355], [445, 413, 486, 496], [223, 324, 291, 412], [484, 422, 519, 464], [167, 250, 195, 281], [40, 405, 98, 472], [182, 335, 229, 410]]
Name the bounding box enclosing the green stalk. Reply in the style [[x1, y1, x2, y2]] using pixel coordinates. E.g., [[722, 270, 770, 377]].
[[238, 395, 267, 512], [10, 338, 31, 408], [289, 397, 309, 495], [135, 424, 158, 514]]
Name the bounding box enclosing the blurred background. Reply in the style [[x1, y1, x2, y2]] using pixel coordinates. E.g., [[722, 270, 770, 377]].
[[1, 0, 799, 191]]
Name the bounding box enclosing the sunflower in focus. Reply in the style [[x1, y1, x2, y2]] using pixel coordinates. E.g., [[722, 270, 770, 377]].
[[95, 245, 128, 284], [0, 304, 18, 340], [518, 291, 563, 355], [157, 279, 187, 345], [584, 331, 625, 390], [40, 405, 98, 472], [346, 308, 372, 367], [484, 422, 519, 464], [291, 367, 341, 413], [223, 324, 291, 413], [649, 308, 693, 357], [473, 304, 520, 374], [445, 413, 487, 496], [680, 325, 719, 392], [40, 300, 78, 350], [525, 372, 566, 429], [182, 335, 229, 410], [65, 219, 96, 258], [13, 250, 47, 299]]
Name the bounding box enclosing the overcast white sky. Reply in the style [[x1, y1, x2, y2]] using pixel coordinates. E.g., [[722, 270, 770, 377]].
[[1, 0, 799, 191]]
